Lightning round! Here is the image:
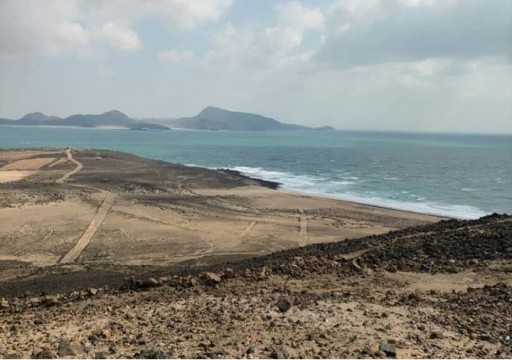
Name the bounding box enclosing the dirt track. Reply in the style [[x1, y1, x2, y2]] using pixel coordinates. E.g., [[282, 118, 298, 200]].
[[57, 149, 115, 264]]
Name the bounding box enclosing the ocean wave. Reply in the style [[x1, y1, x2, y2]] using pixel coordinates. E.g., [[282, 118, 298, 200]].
[[329, 180, 355, 186], [228, 166, 324, 190], [227, 165, 487, 219]]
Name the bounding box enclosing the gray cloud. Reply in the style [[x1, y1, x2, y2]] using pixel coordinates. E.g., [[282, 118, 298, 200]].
[[316, 0, 512, 67]]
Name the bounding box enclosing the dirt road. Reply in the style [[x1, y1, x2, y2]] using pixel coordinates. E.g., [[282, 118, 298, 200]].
[[57, 149, 115, 263]]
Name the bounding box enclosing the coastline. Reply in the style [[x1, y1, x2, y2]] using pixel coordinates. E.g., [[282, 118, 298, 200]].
[[2, 148, 511, 359], [278, 187, 452, 220], [0, 146, 474, 219], [0, 148, 441, 274]]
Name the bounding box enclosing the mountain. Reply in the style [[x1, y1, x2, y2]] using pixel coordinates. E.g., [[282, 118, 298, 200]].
[[0, 110, 169, 131], [18, 112, 62, 125], [0, 107, 335, 131], [164, 106, 335, 131]]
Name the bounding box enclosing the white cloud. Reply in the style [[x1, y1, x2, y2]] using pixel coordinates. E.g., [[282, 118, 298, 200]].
[[158, 50, 194, 63], [276, 2, 325, 30], [207, 1, 325, 69], [86, 0, 233, 30], [0, 0, 232, 58], [94, 22, 141, 51], [317, 0, 512, 68]]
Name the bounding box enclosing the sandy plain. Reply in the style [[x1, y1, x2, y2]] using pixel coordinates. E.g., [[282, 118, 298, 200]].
[[0, 148, 439, 290]]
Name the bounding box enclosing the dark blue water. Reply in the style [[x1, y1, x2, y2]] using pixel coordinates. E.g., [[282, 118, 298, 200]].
[[1, 126, 511, 218]]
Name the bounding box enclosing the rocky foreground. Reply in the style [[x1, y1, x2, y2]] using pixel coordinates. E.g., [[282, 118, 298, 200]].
[[0, 214, 511, 358]]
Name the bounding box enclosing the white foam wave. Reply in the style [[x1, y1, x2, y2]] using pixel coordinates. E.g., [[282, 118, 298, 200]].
[[229, 166, 323, 190], [226, 165, 487, 219]]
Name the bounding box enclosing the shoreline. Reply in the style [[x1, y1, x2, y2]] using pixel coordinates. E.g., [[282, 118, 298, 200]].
[[0, 148, 442, 274], [0, 146, 483, 219], [277, 187, 453, 220]]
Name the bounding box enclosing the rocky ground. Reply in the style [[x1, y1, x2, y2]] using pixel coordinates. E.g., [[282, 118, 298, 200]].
[[0, 214, 511, 359]]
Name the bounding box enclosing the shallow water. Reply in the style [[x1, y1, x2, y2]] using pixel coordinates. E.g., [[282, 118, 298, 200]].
[[1, 126, 511, 218]]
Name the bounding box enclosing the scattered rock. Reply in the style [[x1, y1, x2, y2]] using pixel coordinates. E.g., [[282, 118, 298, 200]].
[[204, 272, 222, 285], [58, 339, 81, 357], [32, 348, 56, 359], [43, 295, 60, 307], [379, 343, 396, 357], [142, 277, 161, 288], [0, 297, 9, 309], [28, 297, 41, 306], [135, 349, 170, 359], [430, 331, 444, 339], [222, 268, 235, 279], [6, 353, 23, 359], [88, 288, 98, 296], [479, 333, 492, 341], [276, 297, 292, 313], [270, 346, 289, 359]]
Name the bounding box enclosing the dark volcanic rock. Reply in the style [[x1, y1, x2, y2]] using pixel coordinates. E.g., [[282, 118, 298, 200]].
[[203, 272, 222, 285], [134, 349, 170, 359], [276, 297, 292, 313], [270, 346, 290, 359], [430, 331, 444, 339], [58, 339, 81, 356], [379, 342, 397, 357]]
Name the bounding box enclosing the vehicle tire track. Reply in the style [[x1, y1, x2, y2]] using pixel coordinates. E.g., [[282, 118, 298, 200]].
[[59, 191, 115, 264], [57, 148, 115, 264], [12, 229, 54, 256], [240, 221, 257, 238], [298, 208, 309, 246]]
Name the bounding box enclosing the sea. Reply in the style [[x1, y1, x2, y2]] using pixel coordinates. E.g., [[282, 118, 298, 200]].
[[0, 126, 511, 219]]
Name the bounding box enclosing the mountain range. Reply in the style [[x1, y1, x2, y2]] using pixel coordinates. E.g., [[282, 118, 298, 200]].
[[0, 110, 168, 131], [0, 107, 335, 132]]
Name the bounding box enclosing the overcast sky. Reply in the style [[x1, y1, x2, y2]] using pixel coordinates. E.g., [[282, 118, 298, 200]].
[[0, 0, 511, 133]]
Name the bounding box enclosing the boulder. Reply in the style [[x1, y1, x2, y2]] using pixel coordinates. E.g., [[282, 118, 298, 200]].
[[270, 346, 289, 359], [142, 277, 161, 288], [430, 331, 444, 339], [204, 272, 222, 285], [88, 288, 98, 296], [379, 343, 396, 357], [222, 268, 236, 279], [43, 295, 60, 307], [0, 297, 9, 309], [276, 297, 292, 313], [58, 339, 82, 357]]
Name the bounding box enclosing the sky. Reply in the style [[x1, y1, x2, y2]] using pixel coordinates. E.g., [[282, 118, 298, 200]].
[[0, 0, 511, 133]]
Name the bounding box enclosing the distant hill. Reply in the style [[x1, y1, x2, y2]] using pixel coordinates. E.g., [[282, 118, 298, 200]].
[[158, 106, 335, 131], [0, 107, 335, 132], [0, 110, 169, 131]]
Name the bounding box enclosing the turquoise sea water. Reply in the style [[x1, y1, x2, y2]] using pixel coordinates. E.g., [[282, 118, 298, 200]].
[[0, 126, 511, 219]]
